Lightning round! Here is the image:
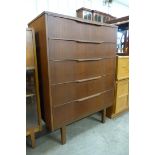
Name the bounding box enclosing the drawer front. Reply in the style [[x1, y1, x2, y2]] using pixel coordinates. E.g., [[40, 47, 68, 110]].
[[115, 95, 129, 113], [47, 16, 117, 42], [49, 40, 116, 60], [117, 57, 129, 80], [53, 90, 114, 129], [51, 75, 114, 106], [49, 58, 115, 84], [116, 79, 129, 96]]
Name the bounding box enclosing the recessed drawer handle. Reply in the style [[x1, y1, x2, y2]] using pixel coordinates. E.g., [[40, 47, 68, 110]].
[[74, 58, 102, 62], [75, 40, 104, 44], [52, 58, 103, 62], [76, 93, 102, 102], [76, 76, 102, 83], [49, 37, 105, 44]]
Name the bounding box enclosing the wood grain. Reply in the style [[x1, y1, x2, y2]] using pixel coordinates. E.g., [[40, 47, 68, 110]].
[[26, 28, 42, 147], [29, 15, 53, 131]]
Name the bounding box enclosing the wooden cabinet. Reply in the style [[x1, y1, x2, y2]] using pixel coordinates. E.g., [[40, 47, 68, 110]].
[[76, 8, 93, 21], [26, 28, 42, 148], [107, 56, 129, 118], [76, 7, 116, 23], [28, 11, 117, 144], [107, 16, 129, 55]]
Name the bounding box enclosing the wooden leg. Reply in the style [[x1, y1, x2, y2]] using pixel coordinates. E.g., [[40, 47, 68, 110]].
[[101, 109, 106, 123], [60, 126, 66, 144], [30, 130, 35, 148]]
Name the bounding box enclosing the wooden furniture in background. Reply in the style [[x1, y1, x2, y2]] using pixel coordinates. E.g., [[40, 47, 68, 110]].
[[76, 7, 93, 21], [26, 28, 42, 148], [107, 56, 129, 118], [76, 7, 116, 23], [107, 16, 129, 55], [28, 11, 117, 144]]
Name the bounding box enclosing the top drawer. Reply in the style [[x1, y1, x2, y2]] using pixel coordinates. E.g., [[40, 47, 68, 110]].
[[116, 56, 129, 80], [47, 15, 117, 42], [49, 40, 116, 60]]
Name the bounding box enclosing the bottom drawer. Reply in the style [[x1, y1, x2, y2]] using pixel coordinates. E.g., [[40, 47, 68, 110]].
[[53, 90, 114, 129], [115, 95, 128, 113]]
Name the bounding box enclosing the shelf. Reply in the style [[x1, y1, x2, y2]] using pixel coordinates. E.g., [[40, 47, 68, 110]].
[[26, 66, 35, 71], [26, 93, 36, 97]]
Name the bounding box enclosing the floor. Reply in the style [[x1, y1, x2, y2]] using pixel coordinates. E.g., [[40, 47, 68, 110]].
[[27, 112, 129, 155]]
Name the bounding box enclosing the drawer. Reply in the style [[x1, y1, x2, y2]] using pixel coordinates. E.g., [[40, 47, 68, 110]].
[[115, 95, 129, 113], [49, 58, 115, 84], [116, 56, 129, 80], [49, 39, 116, 60], [47, 15, 117, 42], [116, 79, 129, 96], [53, 89, 114, 129], [51, 74, 114, 106]]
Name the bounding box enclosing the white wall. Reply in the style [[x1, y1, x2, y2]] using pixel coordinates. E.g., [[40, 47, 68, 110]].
[[26, 0, 129, 25]]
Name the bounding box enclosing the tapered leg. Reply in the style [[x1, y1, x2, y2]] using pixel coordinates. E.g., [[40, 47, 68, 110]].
[[60, 126, 66, 144], [101, 109, 106, 123], [30, 131, 35, 148]]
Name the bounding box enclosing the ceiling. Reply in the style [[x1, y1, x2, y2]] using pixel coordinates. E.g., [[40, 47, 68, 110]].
[[114, 0, 129, 7]]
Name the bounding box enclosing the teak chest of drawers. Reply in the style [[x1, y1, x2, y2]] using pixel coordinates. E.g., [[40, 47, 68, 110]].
[[28, 11, 117, 144]]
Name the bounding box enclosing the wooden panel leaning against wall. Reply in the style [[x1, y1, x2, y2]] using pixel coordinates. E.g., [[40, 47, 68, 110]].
[[28, 11, 117, 144], [26, 28, 42, 148]]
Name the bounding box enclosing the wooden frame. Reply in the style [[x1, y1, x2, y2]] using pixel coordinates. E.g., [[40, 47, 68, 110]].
[[26, 28, 42, 148]]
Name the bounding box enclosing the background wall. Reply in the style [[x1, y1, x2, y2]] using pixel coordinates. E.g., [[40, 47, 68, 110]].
[[26, 0, 129, 25]]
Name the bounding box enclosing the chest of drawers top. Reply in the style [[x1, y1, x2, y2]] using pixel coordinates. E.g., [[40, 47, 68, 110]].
[[29, 11, 117, 42], [29, 11, 117, 28]]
